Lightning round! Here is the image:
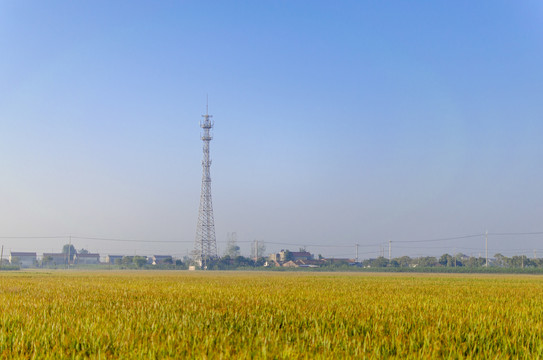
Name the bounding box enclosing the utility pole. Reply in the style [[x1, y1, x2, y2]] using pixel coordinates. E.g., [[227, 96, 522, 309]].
[[68, 235, 72, 269], [485, 230, 488, 267], [355, 244, 359, 263], [388, 240, 392, 261], [0, 245, 3, 269]]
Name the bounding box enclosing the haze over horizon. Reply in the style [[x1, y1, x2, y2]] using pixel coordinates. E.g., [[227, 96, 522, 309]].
[[1, 2, 542, 259]]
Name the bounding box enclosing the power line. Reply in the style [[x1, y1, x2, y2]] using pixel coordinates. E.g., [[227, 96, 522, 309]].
[[329, 251, 380, 257], [2, 231, 543, 258], [0, 236, 66, 239], [72, 236, 191, 244], [488, 231, 543, 236], [392, 233, 484, 243], [261, 241, 375, 248], [393, 245, 485, 251]]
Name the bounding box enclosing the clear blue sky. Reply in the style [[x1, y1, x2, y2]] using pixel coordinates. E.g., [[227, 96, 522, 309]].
[[1, 1, 542, 258]]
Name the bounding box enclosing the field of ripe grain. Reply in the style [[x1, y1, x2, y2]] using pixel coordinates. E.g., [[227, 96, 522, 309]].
[[1, 271, 543, 359]]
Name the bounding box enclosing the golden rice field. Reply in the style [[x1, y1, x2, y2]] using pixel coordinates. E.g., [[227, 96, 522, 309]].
[[1, 271, 543, 359]]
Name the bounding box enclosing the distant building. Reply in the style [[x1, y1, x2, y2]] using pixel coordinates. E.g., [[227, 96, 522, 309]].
[[42, 253, 70, 266], [325, 258, 355, 265], [269, 253, 280, 262], [9, 252, 37, 268], [121, 256, 134, 263], [74, 253, 100, 265], [106, 255, 123, 264], [269, 249, 314, 263], [295, 259, 324, 267], [265, 259, 282, 267], [289, 251, 313, 261], [282, 260, 299, 268], [148, 255, 173, 265]]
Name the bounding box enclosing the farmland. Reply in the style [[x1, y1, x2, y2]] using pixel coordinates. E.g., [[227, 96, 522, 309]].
[[1, 271, 543, 358]]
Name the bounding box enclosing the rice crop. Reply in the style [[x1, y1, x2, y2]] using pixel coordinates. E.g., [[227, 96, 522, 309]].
[[1, 271, 542, 359]]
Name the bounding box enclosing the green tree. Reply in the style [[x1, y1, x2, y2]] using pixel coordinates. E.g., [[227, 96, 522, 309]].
[[233, 255, 252, 267], [417, 256, 438, 267], [368, 256, 389, 267], [42, 255, 53, 267], [494, 253, 507, 267], [254, 257, 266, 267], [10, 256, 20, 266], [225, 232, 241, 258], [439, 254, 454, 267], [511, 255, 530, 268], [62, 244, 76, 254], [453, 253, 464, 267], [134, 256, 147, 268], [389, 259, 399, 267], [283, 250, 294, 261], [463, 256, 481, 267], [396, 256, 412, 267]]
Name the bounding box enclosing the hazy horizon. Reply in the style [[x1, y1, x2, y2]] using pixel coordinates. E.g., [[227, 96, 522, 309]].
[[1, 2, 542, 259]]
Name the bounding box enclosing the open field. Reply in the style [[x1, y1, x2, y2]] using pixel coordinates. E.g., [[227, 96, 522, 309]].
[[1, 271, 543, 359]]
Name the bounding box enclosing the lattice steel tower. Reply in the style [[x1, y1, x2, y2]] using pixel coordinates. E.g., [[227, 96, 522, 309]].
[[193, 102, 218, 267]]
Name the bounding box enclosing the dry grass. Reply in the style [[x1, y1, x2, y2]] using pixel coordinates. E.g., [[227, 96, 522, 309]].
[[1, 271, 543, 359]]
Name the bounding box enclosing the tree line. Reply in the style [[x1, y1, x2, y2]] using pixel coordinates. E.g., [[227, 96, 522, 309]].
[[363, 253, 543, 269]]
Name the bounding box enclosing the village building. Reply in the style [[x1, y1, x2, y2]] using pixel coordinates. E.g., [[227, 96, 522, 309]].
[[9, 252, 37, 268], [289, 251, 313, 261], [106, 255, 123, 264], [295, 259, 324, 267], [325, 258, 355, 265], [74, 253, 100, 265], [42, 253, 71, 266], [265, 259, 282, 267], [269, 249, 314, 263], [148, 255, 173, 265], [282, 260, 299, 268]]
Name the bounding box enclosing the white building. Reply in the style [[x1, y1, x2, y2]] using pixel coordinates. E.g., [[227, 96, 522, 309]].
[[106, 255, 123, 264], [74, 253, 100, 265], [10, 252, 37, 268]]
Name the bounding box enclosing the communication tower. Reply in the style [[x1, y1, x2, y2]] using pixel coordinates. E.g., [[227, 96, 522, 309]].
[[193, 101, 218, 267]]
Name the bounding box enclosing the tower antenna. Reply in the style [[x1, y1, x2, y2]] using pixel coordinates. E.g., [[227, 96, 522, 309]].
[[192, 99, 218, 268]]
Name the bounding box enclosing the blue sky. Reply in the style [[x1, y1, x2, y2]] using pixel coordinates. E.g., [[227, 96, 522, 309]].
[[1, 1, 542, 258]]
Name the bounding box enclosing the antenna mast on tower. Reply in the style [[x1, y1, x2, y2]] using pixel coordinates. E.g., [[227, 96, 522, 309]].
[[193, 99, 218, 268]]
